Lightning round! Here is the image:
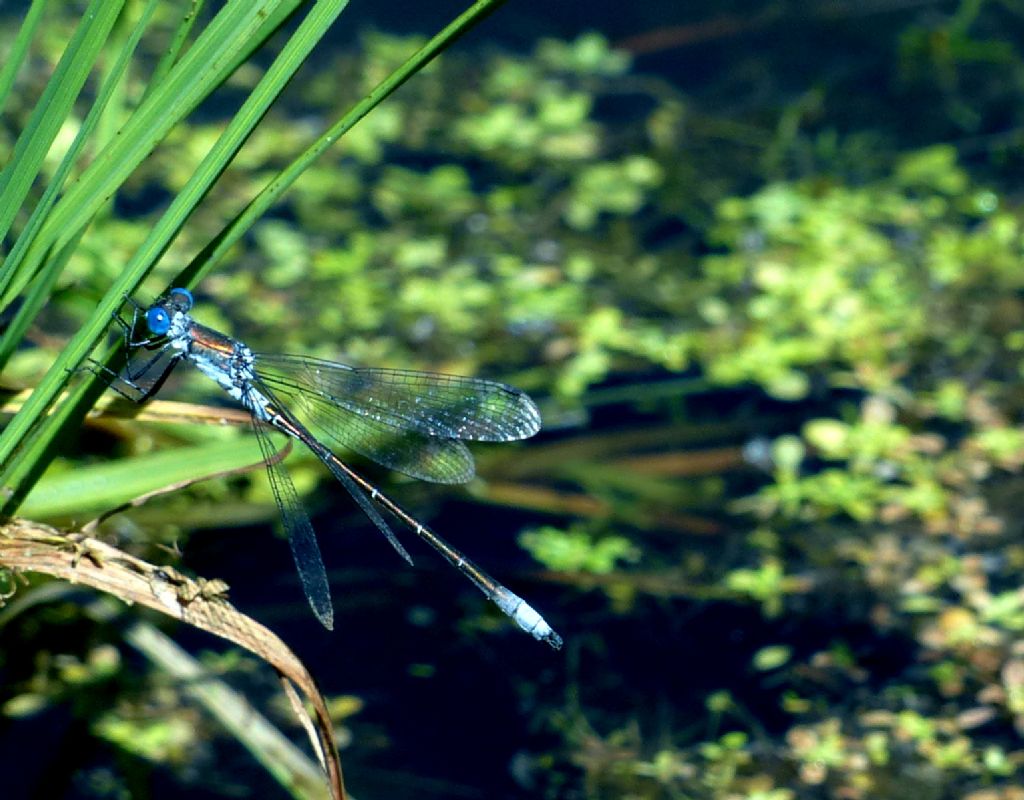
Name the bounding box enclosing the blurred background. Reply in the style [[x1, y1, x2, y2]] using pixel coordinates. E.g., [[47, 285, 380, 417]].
[[4, 0, 1024, 798]]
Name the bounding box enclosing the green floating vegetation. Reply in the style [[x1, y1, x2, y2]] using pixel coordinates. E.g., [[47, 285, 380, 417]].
[[519, 524, 640, 574], [5, 4, 1024, 797]]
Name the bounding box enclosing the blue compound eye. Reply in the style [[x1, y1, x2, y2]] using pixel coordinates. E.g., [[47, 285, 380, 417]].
[[169, 287, 193, 311], [146, 306, 171, 335]]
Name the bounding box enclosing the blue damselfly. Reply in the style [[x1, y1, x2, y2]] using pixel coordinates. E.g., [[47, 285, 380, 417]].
[[107, 287, 561, 648]]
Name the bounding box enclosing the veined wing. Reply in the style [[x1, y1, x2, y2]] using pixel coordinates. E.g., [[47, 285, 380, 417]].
[[250, 415, 334, 629], [252, 354, 542, 485], [253, 354, 541, 441], [256, 364, 476, 484]]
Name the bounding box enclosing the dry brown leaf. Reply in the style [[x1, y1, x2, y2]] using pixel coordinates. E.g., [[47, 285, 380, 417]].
[[0, 518, 346, 800]]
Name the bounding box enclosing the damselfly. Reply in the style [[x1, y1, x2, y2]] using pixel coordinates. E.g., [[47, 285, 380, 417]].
[[106, 287, 561, 648]]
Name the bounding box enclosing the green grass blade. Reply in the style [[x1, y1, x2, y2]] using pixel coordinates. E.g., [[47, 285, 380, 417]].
[[1, 0, 504, 513], [151, 0, 303, 106], [0, 0, 351, 506], [0, 0, 49, 117], [142, 0, 208, 104], [0, 0, 162, 372], [0, 0, 125, 248], [178, 0, 511, 288], [0, 338, 118, 516], [0, 0, 290, 309], [0, 1, 298, 483], [20, 437, 266, 519], [0, 230, 82, 379]]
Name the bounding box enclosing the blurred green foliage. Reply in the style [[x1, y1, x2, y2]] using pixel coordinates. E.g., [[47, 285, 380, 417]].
[[6, 2, 1024, 798], [520, 524, 640, 574]]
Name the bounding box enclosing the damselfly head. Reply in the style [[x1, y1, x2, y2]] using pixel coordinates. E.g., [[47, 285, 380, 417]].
[[145, 288, 193, 336]]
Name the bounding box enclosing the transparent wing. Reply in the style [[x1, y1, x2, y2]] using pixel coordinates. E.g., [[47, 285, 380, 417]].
[[253, 354, 542, 485], [251, 416, 334, 630], [251, 375, 416, 567], [254, 354, 542, 441], [268, 382, 476, 484]]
